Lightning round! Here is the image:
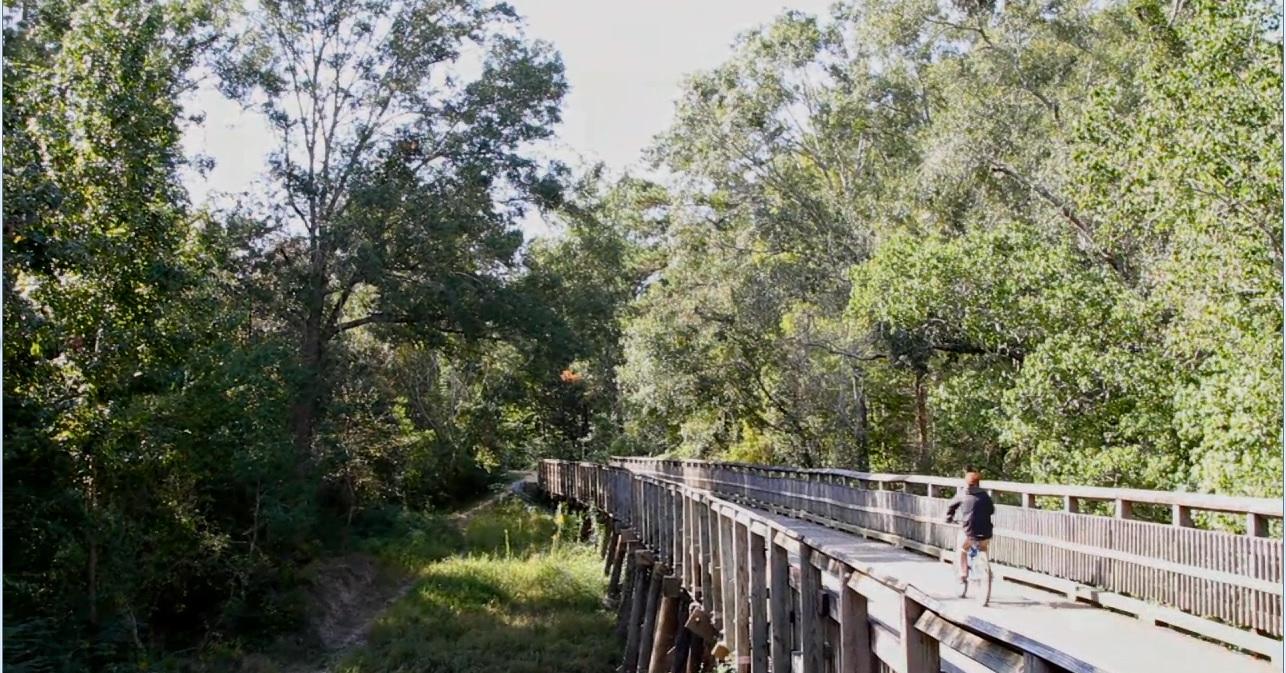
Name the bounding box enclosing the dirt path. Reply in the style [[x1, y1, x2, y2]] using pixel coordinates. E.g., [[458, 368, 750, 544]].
[[282, 473, 533, 673]]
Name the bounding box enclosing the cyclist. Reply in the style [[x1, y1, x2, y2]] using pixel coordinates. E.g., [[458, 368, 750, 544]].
[[944, 469, 994, 597]]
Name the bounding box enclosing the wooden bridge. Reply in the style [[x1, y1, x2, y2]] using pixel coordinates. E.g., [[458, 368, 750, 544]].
[[537, 458, 1283, 673]]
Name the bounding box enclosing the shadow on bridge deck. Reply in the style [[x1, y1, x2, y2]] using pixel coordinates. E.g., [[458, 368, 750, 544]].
[[755, 504, 1275, 673]]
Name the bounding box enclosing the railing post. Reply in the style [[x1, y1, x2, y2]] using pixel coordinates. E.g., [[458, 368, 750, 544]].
[[1173, 504, 1194, 527], [1063, 495, 1080, 513], [901, 595, 940, 673], [1115, 499, 1134, 520], [1248, 512, 1269, 537]]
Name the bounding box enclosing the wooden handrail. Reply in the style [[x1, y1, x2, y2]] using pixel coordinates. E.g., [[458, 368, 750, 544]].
[[608, 456, 1284, 520], [535, 459, 1280, 672]]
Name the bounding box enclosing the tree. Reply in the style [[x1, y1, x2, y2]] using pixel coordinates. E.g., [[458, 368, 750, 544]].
[[219, 0, 567, 458]]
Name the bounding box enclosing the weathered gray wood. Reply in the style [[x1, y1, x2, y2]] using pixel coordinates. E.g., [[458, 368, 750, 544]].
[[624, 560, 653, 673], [838, 571, 873, 673], [538, 459, 1281, 673], [706, 503, 721, 618], [769, 538, 791, 673], [649, 580, 682, 673], [1022, 653, 1055, 673], [733, 520, 751, 671], [609, 531, 629, 596], [637, 567, 665, 673], [1063, 496, 1079, 514], [916, 609, 1023, 672], [611, 457, 1283, 517], [1249, 512, 1269, 538], [1115, 499, 1134, 520], [617, 543, 640, 637], [718, 511, 736, 654], [901, 595, 940, 673], [605, 528, 621, 574], [748, 529, 768, 673], [670, 615, 694, 673], [798, 544, 822, 673], [606, 457, 1283, 641]]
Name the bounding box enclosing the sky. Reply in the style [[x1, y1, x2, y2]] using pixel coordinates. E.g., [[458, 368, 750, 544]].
[[180, 0, 836, 238]]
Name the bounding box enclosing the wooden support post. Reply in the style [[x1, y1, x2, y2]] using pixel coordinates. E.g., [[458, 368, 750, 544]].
[[617, 543, 640, 639], [733, 520, 751, 672], [623, 555, 653, 673], [684, 496, 696, 593], [674, 604, 712, 673], [748, 529, 768, 673], [605, 528, 621, 574], [798, 545, 822, 673], [706, 505, 721, 618], [580, 513, 594, 543], [669, 620, 693, 673], [700, 503, 715, 615], [1021, 492, 1037, 509], [901, 595, 940, 673], [769, 537, 790, 673], [839, 572, 873, 673], [1172, 504, 1194, 527], [718, 513, 735, 654], [1063, 496, 1079, 514], [609, 532, 629, 596], [686, 634, 704, 673], [598, 514, 613, 558], [648, 578, 683, 673], [637, 567, 666, 673]]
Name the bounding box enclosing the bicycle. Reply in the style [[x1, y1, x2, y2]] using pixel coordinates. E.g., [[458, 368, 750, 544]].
[[947, 518, 993, 606]]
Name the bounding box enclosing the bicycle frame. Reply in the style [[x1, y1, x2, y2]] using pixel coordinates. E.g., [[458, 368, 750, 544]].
[[964, 541, 993, 606]]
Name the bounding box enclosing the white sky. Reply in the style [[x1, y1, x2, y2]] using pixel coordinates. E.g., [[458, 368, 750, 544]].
[[181, 0, 836, 238]]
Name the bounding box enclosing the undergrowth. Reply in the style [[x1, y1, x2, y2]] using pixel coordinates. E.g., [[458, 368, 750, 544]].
[[336, 498, 616, 673]]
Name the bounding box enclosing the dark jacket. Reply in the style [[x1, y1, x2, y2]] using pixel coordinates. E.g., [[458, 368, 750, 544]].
[[945, 487, 994, 539]]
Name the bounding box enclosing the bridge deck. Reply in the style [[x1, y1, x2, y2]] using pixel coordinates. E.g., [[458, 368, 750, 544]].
[[751, 503, 1275, 673]]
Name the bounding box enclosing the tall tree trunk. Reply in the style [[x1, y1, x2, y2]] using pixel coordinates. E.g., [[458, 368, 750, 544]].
[[290, 276, 327, 461], [854, 374, 870, 472], [913, 370, 930, 471]]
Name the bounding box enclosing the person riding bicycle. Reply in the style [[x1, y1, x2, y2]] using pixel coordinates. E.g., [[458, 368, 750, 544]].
[[944, 469, 994, 597]]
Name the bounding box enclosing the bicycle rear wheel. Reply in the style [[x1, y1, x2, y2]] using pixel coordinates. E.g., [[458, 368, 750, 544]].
[[977, 553, 993, 606]]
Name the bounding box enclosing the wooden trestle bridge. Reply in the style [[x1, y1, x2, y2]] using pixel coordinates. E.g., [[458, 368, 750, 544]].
[[537, 458, 1283, 673]]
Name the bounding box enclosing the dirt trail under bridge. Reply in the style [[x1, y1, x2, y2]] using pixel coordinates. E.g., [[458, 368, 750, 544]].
[[245, 473, 535, 673]]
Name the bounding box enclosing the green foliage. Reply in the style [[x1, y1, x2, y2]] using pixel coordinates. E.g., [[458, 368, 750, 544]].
[[338, 500, 614, 673], [614, 0, 1280, 493], [4, 0, 1279, 668]]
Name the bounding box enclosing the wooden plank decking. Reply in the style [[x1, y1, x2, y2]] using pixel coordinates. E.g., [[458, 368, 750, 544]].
[[755, 504, 1277, 673], [538, 459, 1281, 673]]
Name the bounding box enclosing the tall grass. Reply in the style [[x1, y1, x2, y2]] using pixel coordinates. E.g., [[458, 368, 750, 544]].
[[337, 498, 616, 673]]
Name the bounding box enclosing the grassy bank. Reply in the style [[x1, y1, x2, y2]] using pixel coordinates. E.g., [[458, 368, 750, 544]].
[[335, 497, 617, 673]]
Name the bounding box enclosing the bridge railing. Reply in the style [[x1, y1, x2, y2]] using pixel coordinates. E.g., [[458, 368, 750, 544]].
[[538, 459, 1083, 673], [603, 456, 1282, 657]]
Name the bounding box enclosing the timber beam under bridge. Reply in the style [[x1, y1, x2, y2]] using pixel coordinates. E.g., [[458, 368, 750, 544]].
[[537, 457, 1283, 673]]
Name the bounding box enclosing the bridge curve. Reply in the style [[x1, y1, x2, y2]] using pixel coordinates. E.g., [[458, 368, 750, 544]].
[[538, 458, 1281, 673]]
